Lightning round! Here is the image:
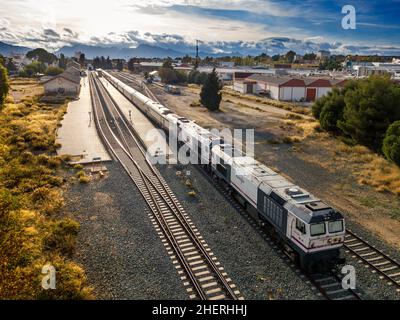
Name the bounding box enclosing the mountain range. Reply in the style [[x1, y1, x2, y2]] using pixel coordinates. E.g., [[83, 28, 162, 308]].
[[0, 41, 226, 59], [0, 41, 30, 56], [2, 37, 400, 59]]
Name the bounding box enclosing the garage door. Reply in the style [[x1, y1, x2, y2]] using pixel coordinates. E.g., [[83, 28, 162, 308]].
[[306, 88, 316, 102]]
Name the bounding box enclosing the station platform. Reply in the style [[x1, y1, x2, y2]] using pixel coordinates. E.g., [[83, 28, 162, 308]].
[[99, 77, 174, 162], [56, 77, 111, 164]]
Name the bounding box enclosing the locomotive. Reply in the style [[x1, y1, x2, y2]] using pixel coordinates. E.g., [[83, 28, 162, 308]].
[[97, 70, 346, 272]]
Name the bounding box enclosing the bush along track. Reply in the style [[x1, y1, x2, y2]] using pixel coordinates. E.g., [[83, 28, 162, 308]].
[[0, 92, 93, 299]]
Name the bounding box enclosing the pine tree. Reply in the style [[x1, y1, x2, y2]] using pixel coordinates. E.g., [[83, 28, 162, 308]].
[[200, 68, 222, 111]]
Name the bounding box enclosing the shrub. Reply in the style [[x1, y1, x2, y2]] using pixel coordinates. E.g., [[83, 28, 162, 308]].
[[383, 121, 400, 166], [44, 219, 80, 256], [312, 87, 345, 132], [45, 66, 63, 76], [79, 175, 90, 183], [338, 76, 400, 152], [312, 95, 328, 119]]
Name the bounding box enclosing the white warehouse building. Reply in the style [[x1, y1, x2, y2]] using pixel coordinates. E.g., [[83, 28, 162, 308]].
[[234, 74, 347, 102]]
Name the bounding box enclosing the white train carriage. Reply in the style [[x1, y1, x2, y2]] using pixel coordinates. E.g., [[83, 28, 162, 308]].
[[211, 144, 345, 271], [179, 122, 223, 165]]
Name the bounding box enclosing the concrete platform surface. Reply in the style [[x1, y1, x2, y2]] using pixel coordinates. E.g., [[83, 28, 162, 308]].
[[99, 77, 173, 161], [56, 77, 111, 164]]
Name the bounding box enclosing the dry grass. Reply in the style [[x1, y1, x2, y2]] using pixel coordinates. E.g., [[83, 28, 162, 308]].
[[332, 142, 400, 195], [221, 88, 312, 116], [356, 157, 400, 195], [0, 80, 93, 299]]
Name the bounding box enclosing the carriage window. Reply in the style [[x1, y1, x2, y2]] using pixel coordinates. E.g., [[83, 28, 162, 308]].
[[310, 223, 326, 236], [296, 219, 306, 234], [328, 220, 343, 233]]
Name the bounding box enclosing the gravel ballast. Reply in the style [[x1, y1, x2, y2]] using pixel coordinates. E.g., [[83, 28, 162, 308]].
[[66, 161, 187, 299], [156, 163, 320, 300]]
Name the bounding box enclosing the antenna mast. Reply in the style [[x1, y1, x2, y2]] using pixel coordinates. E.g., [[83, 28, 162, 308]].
[[195, 39, 199, 69]]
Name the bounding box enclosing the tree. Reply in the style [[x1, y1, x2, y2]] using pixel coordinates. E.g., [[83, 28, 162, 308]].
[[162, 59, 173, 69], [5, 58, 17, 73], [312, 94, 328, 119], [20, 61, 46, 77], [272, 54, 280, 61], [45, 66, 63, 76], [303, 53, 316, 61], [0, 61, 9, 108], [159, 60, 187, 84], [285, 50, 296, 63], [200, 68, 222, 111], [182, 55, 192, 64], [159, 67, 177, 84], [188, 70, 200, 84], [26, 48, 57, 64], [318, 88, 345, 132], [195, 72, 208, 85], [338, 76, 400, 152], [59, 53, 67, 69], [79, 53, 85, 66], [105, 56, 112, 69], [383, 121, 400, 166], [319, 57, 342, 71], [116, 59, 124, 71], [127, 58, 138, 71], [93, 57, 101, 69]]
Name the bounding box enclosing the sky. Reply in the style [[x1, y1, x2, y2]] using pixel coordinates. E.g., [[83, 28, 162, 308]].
[[0, 0, 400, 55]]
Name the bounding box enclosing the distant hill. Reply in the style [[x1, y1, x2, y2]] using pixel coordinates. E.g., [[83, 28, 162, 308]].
[[57, 43, 185, 59], [0, 41, 30, 56], [56, 43, 234, 59]]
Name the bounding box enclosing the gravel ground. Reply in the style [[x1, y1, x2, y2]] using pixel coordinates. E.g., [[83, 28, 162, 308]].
[[65, 161, 188, 299], [343, 221, 400, 300], [156, 163, 320, 300]]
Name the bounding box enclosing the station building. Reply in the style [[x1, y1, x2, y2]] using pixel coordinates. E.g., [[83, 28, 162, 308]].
[[42, 65, 81, 97]]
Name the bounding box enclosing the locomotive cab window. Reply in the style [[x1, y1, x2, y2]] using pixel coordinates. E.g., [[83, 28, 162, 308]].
[[295, 219, 306, 234], [328, 220, 344, 233], [310, 223, 326, 236]]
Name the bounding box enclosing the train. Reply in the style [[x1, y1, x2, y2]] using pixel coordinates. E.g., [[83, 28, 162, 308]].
[[97, 69, 346, 272]]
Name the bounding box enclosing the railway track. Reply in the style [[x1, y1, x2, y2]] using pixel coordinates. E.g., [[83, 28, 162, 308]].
[[344, 230, 400, 292], [89, 72, 243, 301]]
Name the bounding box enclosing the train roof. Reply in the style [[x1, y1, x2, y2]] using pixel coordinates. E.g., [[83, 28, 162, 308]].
[[181, 121, 222, 143]]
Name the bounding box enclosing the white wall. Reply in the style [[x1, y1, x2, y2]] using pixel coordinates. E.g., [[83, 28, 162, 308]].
[[268, 85, 280, 100], [316, 87, 331, 99], [233, 81, 246, 93], [254, 82, 265, 94], [44, 77, 80, 94]]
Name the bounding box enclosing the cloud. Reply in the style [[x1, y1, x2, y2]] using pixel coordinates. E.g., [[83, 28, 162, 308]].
[[43, 29, 60, 38], [63, 31, 400, 56]]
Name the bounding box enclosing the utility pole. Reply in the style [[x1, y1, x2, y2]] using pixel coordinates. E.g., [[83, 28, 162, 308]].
[[195, 40, 200, 70]]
